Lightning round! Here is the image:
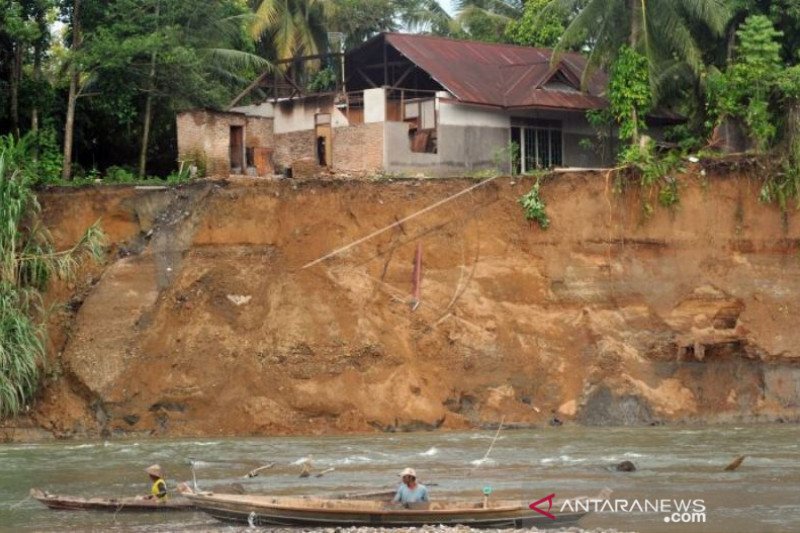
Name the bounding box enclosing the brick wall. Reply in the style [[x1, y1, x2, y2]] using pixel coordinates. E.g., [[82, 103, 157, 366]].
[[273, 130, 317, 170], [332, 122, 384, 174], [176, 110, 246, 177], [245, 116, 274, 151]]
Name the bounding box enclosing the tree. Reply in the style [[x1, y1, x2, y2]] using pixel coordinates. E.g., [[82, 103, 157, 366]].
[[61, 0, 82, 179], [551, 0, 730, 93], [63, 0, 265, 178], [395, 0, 456, 36], [504, 0, 569, 48], [707, 15, 785, 151], [250, 0, 330, 60], [326, 0, 397, 49], [451, 0, 520, 41], [546, 0, 729, 145], [1, 0, 46, 139]]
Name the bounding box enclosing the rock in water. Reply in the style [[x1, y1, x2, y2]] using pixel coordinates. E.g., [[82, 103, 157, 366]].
[[724, 455, 746, 471], [615, 460, 637, 472]]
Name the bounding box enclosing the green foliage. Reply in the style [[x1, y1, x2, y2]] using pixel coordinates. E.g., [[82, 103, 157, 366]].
[[307, 66, 337, 93], [456, 6, 510, 43], [326, 0, 397, 48], [760, 164, 800, 211], [0, 131, 62, 185], [504, 0, 566, 48], [553, 0, 730, 97], [608, 46, 652, 142], [618, 141, 685, 212], [0, 148, 105, 418], [707, 15, 784, 151], [518, 178, 550, 229], [103, 165, 137, 183]]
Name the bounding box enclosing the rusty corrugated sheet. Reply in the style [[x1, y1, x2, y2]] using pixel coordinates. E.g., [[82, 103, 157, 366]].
[[381, 33, 607, 110]]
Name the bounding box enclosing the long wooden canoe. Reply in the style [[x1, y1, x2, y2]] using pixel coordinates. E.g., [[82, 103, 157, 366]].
[[30, 488, 194, 512], [180, 490, 587, 528]]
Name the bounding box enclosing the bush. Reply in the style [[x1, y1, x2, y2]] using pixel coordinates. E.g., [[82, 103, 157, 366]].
[[0, 149, 105, 418], [518, 178, 550, 229], [104, 166, 137, 183]]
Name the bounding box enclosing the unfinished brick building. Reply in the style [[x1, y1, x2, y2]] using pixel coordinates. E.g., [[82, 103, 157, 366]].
[[176, 33, 678, 178]]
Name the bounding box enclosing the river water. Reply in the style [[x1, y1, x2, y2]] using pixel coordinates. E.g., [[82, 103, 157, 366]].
[[1, 425, 798, 532]]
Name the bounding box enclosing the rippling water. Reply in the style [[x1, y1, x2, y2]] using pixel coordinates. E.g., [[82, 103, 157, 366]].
[[1, 425, 798, 532]]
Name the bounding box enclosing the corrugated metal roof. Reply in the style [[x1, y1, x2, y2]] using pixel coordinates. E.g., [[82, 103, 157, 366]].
[[377, 33, 607, 110]]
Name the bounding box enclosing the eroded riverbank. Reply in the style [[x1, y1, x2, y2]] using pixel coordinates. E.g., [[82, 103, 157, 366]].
[[4, 170, 800, 439]]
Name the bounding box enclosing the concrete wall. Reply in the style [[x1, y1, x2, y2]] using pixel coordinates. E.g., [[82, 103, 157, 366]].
[[231, 102, 275, 118], [384, 101, 612, 175], [272, 95, 336, 133], [384, 121, 509, 176], [176, 110, 247, 176], [439, 100, 510, 128], [364, 88, 386, 123]]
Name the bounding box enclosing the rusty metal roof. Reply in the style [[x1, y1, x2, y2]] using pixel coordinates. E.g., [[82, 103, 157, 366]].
[[376, 33, 607, 110]]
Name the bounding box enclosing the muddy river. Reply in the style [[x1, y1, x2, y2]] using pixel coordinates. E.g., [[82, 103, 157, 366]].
[[1, 425, 798, 532]]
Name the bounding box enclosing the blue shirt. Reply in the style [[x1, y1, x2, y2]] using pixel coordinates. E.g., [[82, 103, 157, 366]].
[[393, 483, 429, 503]]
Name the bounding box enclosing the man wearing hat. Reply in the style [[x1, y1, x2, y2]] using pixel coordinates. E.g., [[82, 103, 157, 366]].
[[393, 467, 429, 504], [144, 464, 168, 500]]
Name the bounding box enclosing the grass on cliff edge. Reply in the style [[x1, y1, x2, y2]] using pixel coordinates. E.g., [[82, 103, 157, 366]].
[[0, 143, 105, 418]]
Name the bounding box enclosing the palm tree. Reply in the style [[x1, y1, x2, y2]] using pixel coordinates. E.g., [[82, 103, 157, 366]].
[[250, 0, 330, 59], [451, 0, 521, 39], [396, 0, 456, 35], [550, 0, 730, 86]]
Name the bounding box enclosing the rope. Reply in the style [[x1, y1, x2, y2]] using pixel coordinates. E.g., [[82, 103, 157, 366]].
[[9, 494, 31, 509], [471, 416, 505, 470], [301, 176, 500, 270]]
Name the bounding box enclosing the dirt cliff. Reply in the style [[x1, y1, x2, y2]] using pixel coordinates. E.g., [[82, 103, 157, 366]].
[[14, 167, 800, 438]]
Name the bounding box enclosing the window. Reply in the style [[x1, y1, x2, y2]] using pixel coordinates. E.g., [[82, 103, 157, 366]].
[[513, 121, 563, 171]]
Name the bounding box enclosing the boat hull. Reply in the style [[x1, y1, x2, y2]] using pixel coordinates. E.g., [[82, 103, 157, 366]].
[[30, 488, 194, 512], [184, 493, 586, 529]]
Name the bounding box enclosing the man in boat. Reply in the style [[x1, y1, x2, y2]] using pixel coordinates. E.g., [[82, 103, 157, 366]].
[[144, 464, 168, 500], [393, 467, 429, 504]]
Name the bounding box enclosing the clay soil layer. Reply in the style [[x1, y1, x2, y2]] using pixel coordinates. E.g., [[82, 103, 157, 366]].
[[14, 170, 800, 439]]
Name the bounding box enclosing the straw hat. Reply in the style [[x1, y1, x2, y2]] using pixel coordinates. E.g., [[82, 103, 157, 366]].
[[399, 467, 416, 478], [145, 464, 164, 478]]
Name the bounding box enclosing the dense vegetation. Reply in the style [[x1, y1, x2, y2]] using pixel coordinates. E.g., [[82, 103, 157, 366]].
[[1, 0, 800, 416], [2, 0, 799, 182]]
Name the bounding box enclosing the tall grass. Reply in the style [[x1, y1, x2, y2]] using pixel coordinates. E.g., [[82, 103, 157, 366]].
[[0, 136, 105, 418]]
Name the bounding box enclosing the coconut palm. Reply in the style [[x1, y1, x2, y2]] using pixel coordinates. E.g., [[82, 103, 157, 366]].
[[396, 0, 456, 35], [250, 0, 331, 59], [549, 0, 730, 88]]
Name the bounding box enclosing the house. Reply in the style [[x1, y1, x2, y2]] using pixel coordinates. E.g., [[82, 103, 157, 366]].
[[176, 33, 674, 178]]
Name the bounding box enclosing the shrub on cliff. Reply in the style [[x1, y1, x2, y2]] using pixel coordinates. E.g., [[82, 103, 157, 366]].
[[0, 141, 105, 418]]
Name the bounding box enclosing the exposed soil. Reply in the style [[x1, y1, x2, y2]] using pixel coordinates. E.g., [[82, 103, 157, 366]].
[[6, 168, 800, 439]]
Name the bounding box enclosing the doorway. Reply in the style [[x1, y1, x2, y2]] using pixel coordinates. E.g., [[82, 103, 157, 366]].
[[315, 113, 331, 167], [230, 125, 244, 172]]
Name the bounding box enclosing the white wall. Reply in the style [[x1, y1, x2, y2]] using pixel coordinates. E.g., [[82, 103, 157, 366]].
[[271, 97, 335, 133], [231, 102, 275, 118], [364, 88, 386, 123], [439, 100, 510, 128]]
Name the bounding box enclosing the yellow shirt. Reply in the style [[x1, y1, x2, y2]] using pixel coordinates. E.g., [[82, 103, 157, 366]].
[[151, 478, 167, 499]]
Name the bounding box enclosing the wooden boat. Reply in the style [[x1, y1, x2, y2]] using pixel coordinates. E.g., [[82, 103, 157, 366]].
[[30, 488, 194, 512], [180, 489, 587, 528]]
